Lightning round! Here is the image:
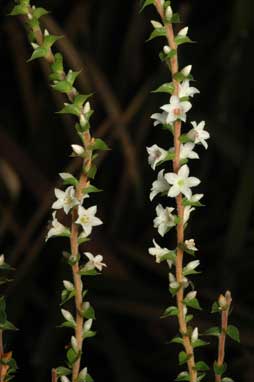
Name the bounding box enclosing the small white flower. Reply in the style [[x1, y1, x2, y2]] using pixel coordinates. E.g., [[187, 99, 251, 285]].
[[185, 260, 200, 271], [76, 205, 103, 237], [185, 239, 198, 251], [84, 252, 106, 271], [61, 309, 75, 323], [178, 26, 189, 37], [79, 368, 88, 380], [161, 95, 192, 124], [0, 254, 5, 266], [84, 319, 93, 332], [44, 29, 49, 36], [180, 143, 199, 160], [187, 121, 210, 149], [150, 169, 170, 201], [181, 65, 192, 77], [71, 144, 84, 156], [71, 336, 79, 353], [163, 45, 171, 55], [165, 164, 200, 200], [151, 20, 163, 29], [83, 102, 91, 114], [148, 239, 173, 266], [31, 42, 39, 50], [147, 144, 168, 170], [153, 204, 176, 237], [52, 186, 79, 214], [165, 6, 173, 20], [151, 111, 168, 127], [59, 172, 74, 180], [191, 327, 199, 342], [183, 206, 195, 224], [63, 280, 74, 291], [46, 212, 69, 241], [169, 273, 179, 289], [179, 80, 200, 98], [185, 290, 197, 301]]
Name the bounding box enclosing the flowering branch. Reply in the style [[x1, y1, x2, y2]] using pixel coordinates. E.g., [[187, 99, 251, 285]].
[[10, 2, 108, 382]]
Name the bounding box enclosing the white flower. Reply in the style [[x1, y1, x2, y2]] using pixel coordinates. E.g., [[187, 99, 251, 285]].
[[180, 143, 199, 160], [185, 239, 198, 251], [148, 239, 173, 266], [165, 164, 200, 199], [150, 111, 168, 127], [178, 26, 188, 37], [185, 290, 197, 301], [187, 121, 210, 149], [71, 144, 84, 156], [179, 80, 199, 98], [163, 45, 171, 54], [191, 327, 199, 342], [76, 205, 103, 237], [169, 273, 179, 289], [183, 206, 195, 224], [0, 254, 5, 266], [46, 212, 69, 241], [150, 169, 170, 201], [79, 368, 88, 380], [165, 6, 173, 20], [147, 144, 168, 170], [185, 260, 200, 271], [181, 65, 192, 77], [161, 95, 192, 124], [151, 20, 163, 29], [63, 280, 74, 291], [84, 319, 93, 332], [52, 186, 79, 214], [84, 252, 106, 271], [153, 204, 176, 237]]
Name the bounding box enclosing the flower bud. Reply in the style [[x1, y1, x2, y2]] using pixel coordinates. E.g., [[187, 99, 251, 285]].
[[185, 260, 200, 271], [181, 65, 192, 77], [71, 144, 85, 156], [63, 280, 74, 291], [218, 294, 227, 309], [44, 29, 49, 36], [78, 368, 88, 381], [163, 45, 171, 55], [61, 309, 74, 322], [31, 42, 39, 50], [185, 291, 197, 301], [61, 376, 70, 382], [151, 20, 163, 29], [83, 319, 92, 332], [165, 6, 173, 21], [79, 114, 87, 128], [0, 254, 5, 266], [178, 26, 189, 37], [83, 102, 91, 114], [191, 327, 198, 342], [71, 336, 79, 353]]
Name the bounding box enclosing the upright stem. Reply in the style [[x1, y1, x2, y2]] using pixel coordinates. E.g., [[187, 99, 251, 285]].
[[215, 291, 232, 382], [0, 330, 3, 382], [154, 2, 197, 380]]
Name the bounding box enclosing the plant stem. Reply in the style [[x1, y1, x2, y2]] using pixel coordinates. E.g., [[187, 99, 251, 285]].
[[154, 2, 197, 380], [215, 291, 232, 382]]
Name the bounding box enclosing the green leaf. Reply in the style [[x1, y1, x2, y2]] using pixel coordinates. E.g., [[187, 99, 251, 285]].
[[90, 138, 110, 151], [192, 339, 209, 349], [83, 185, 102, 195], [173, 72, 186, 82], [9, 4, 28, 15], [175, 372, 190, 381], [140, 0, 154, 12], [43, 34, 63, 50], [66, 70, 80, 86], [178, 351, 191, 366], [213, 362, 227, 376], [161, 306, 178, 318], [182, 197, 204, 207], [195, 361, 210, 371], [52, 80, 73, 94], [86, 165, 97, 179], [74, 94, 93, 107], [170, 336, 183, 345], [185, 314, 193, 323], [159, 49, 177, 62], [159, 250, 176, 263], [227, 325, 240, 343], [184, 298, 202, 310], [179, 134, 193, 144], [82, 305, 95, 320], [67, 348, 79, 366], [221, 378, 234, 382], [197, 373, 206, 381], [171, 13, 181, 23], [152, 82, 174, 94], [175, 35, 193, 46], [211, 301, 220, 313], [147, 27, 166, 41], [79, 268, 100, 276], [204, 326, 220, 337], [57, 104, 80, 116], [0, 321, 17, 331], [61, 289, 76, 306], [56, 367, 72, 377], [28, 47, 48, 62], [59, 321, 76, 329], [32, 7, 49, 19], [51, 53, 64, 73], [83, 330, 96, 339]]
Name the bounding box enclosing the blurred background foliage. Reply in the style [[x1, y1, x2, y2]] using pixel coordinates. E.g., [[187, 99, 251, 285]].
[[0, 0, 254, 381]]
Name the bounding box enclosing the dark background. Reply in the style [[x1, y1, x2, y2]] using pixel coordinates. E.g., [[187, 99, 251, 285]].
[[0, 0, 254, 381]]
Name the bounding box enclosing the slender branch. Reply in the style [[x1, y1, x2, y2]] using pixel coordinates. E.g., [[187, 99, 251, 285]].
[[0, 330, 3, 382], [154, 1, 197, 380], [51, 368, 57, 382], [215, 291, 232, 382]]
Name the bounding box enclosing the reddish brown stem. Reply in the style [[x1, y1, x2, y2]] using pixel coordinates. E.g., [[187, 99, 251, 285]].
[[215, 291, 232, 382], [154, 2, 197, 380]]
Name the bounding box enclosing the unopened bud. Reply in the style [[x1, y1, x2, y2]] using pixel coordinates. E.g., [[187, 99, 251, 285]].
[[178, 26, 189, 37], [83, 319, 92, 332], [44, 29, 49, 36], [83, 102, 91, 114], [63, 280, 74, 291], [181, 65, 192, 77], [71, 336, 79, 353], [218, 294, 227, 308], [163, 45, 171, 54], [71, 144, 85, 156], [165, 6, 173, 21], [0, 255, 4, 266]]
